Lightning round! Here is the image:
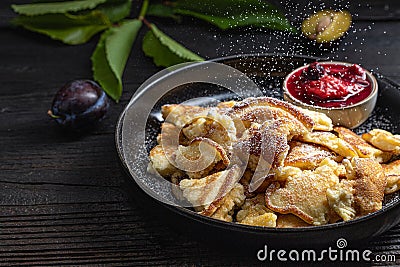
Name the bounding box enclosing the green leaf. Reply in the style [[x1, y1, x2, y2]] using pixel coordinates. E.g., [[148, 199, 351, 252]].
[[92, 19, 142, 101], [142, 24, 204, 67], [175, 8, 296, 32], [97, 0, 132, 23], [147, 4, 180, 21], [11, 0, 107, 16], [12, 11, 111, 45], [166, 0, 297, 32]]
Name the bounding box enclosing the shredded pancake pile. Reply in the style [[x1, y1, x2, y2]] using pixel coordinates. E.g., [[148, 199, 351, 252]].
[[148, 97, 400, 227]]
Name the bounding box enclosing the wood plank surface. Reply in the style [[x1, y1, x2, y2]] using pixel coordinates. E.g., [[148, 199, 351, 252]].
[[1, 0, 400, 265]]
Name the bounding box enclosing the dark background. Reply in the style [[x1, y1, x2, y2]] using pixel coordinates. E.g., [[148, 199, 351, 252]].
[[1, 0, 400, 265]]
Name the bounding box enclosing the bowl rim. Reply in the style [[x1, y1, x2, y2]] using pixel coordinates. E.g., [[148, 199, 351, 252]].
[[282, 60, 378, 110], [115, 53, 400, 234]]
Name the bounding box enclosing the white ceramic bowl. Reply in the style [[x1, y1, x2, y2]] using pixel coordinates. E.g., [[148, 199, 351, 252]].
[[283, 61, 378, 129]]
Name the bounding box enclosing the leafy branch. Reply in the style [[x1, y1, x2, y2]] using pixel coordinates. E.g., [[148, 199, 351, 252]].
[[11, 0, 297, 102]]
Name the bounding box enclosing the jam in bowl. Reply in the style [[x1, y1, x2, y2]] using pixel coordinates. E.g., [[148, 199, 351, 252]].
[[283, 61, 378, 128]]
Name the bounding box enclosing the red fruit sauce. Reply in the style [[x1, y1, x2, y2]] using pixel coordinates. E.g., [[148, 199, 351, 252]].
[[286, 63, 372, 108]]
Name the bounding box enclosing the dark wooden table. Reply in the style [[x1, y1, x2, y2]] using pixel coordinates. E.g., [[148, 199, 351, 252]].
[[1, 0, 400, 266]]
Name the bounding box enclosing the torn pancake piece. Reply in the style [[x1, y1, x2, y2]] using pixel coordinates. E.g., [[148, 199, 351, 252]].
[[328, 158, 386, 220], [179, 165, 242, 211], [334, 126, 392, 162], [182, 108, 237, 150], [161, 104, 208, 128], [229, 96, 333, 131], [326, 179, 356, 221], [348, 158, 386, 216], [236, 194, 277, 227], [301, 108, 333, 131], [233, 120, 291, 172], [284, 141, 343, 170], [258, 119, 293, 169], [204, 183, 246, 222], [265, 159, 340, 225], [273, 166, 303, 182], [362, 129, 400, 155], [148, 145, 183, 178], [230, 97, 315, 131], [382, 159, 400, 194], [176, 137, 230, 179], [158, 122, 189, 146], [233, 105, 309, 136], [299, 131, 358, 158]]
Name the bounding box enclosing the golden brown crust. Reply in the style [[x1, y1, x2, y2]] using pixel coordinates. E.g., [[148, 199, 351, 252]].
[[362, 129, 400, 153], [162, 104, 209, 128], [265, 161, 340, 225], [190, 138, 230, 166], [233, 120, 291, 170], [259, 119, 292, 168], [276, 214, 311, 228], [299, 131, 358, 158], [382, 159, 400, 194], [236, 106, 310, 135], [176, 137, 230, 179], [181, 109, 237, 151], [351, 158, 386, 216], [284, 141, 342, 170], [149, 145, 182, 177], [203, 183, 246, 222], [236, 194, 277, 227], [265, 182, 314, 224], [180, 165, 242, 210], [230, 97, 315, 130], [239, 170, 257, 198], [334, 126, 392, 162], [300, 109, 333, 131], [239, 170, 275, 196], [162, 104, 207, 120], [158, 122, 189, 146]]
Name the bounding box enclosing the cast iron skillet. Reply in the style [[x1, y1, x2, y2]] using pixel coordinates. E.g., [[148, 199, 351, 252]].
[[116, 54, 400, 249]]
